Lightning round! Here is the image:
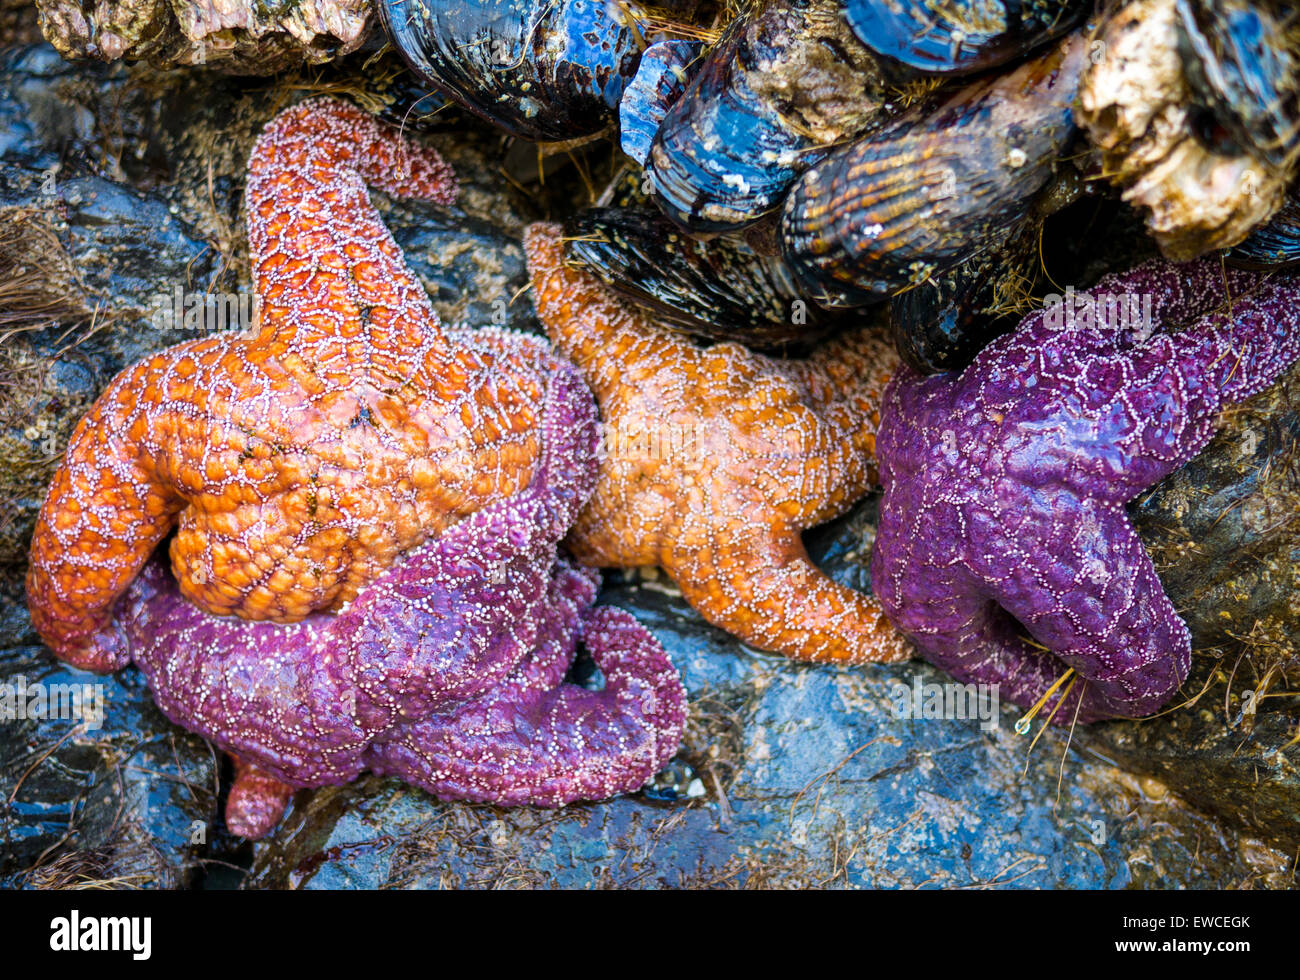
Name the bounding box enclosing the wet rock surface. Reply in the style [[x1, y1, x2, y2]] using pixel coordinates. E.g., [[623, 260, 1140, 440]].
[[0, 39, 1296, 888], [0, 589, 218, 889]]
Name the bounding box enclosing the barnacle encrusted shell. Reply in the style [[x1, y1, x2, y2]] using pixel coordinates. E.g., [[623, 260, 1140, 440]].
[[35, 0, 371, 72], [1176, 0, 1300, 174], [1076, 0, 1286, 260]]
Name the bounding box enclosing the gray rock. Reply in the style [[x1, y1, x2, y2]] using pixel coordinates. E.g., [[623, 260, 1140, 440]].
[[0, 592, 218, 889]]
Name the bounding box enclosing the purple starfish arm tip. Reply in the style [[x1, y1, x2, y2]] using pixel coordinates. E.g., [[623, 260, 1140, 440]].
[[872, 259, 1300, 723], [225, 757, 297, 839]]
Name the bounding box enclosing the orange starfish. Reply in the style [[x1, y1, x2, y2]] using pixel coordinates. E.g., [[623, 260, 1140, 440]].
[[27, 98, 551, 672], [523, 223, 909, 664]]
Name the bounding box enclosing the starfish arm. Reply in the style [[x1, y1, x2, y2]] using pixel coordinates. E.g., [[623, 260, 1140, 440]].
[[985, 262, 1300, 505], [993, 504, 1192, 719], [564, 483, 660, 567], [245, 97, 458, 374], [249, 98, 457, 209], [523, 222, 671, 396], [130, 356, 602, 737], [123, 530, 553, 794], [121, 514, 564, 798], [1026, 258, 1261, 349], [888, 495, 1190, 722], [521, 356, 601, 533], [757, 330, 898, 506], [785, 404, 884, 525], [369, 580, 685, 805], [338, 361, 602, 712], [369, 352, 598, 590], [122, 558, 375, 787], [225, 756, 297, 839], [904, 601, 1121, 726], [1074, 272, 1300, 502], [871, 517, 1120, 726], [1162, 270, 1300, 416], [669, 522, 910, 664], [778, 325, 898, 416], [25, 351, 190, 671], [1089, 259, 1262, 332]]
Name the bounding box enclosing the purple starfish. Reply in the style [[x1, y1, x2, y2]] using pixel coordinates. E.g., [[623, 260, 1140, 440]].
[[116, 356, 687, 838], [872, 260, 1300, 723]]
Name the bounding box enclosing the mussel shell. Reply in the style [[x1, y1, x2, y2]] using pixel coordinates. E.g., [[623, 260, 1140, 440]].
[[619, 39, 703, 167], [1227, 190, 1300, 269], [1176, 0, 1300, 173], [379, 0, 644, 141], [646, 0, 886, 234], [888, 216, 1038, 373], [779, 32, 1084, 308], [564, 207, 850, 347], [845, 0, 1089, 76]]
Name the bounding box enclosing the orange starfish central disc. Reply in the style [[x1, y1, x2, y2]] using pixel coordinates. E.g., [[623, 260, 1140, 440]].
[[27, 98, 551, 672], [524, 223, 910, 664]]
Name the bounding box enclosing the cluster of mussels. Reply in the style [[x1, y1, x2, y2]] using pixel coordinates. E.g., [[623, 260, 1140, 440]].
[[22, 0, 1300, 837]]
